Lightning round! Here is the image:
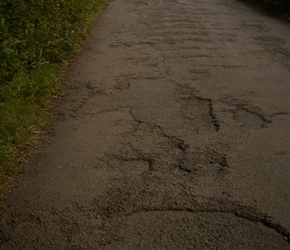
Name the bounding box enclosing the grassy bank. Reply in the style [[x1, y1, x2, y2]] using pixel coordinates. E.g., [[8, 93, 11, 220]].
[[0, 0, 105, 189]]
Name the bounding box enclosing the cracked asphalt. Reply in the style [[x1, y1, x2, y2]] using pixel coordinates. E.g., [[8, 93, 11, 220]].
[[1, 0, 290, 249]]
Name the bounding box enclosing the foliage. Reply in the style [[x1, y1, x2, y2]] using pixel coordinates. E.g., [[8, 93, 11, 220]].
[[243, 0, 290, 20], [0, 0, 104, 83], [0, 0, 105, 187]]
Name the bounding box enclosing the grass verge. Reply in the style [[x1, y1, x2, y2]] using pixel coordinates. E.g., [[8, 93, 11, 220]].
[[0, 0, 106, 192], [0, 65, 60, 182]]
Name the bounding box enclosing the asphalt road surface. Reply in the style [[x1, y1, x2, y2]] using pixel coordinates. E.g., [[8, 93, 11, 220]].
[[1, 0, 290, 249]]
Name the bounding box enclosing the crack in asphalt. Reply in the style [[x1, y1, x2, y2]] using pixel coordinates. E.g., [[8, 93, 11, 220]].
[[271, 111, 289, 117], [235, 105, 271, 124], [1, 0, 290, 248], [209, 99, 221, 131], [128, 108, 189, 153], [127, 107, 229, 175], [97, 194, 290, 245], [124, 209, 290, 242]]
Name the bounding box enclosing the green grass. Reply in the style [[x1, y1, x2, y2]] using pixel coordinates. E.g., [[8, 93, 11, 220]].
[[0, 0, 106, 191], [0, 65, 60, 185]]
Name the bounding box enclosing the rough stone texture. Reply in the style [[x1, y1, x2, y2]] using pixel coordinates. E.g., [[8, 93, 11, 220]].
[[0, 0, 290, 249]]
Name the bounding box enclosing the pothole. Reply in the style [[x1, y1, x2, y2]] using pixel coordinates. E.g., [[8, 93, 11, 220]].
[[104, 211, 290, 249], [233, 108, 269, 128], [178, 149, 229, 176], [179, 93, 220, 132]]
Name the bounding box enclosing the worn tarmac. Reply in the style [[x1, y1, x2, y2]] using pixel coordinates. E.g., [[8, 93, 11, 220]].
[[1, 0, 290, 249]]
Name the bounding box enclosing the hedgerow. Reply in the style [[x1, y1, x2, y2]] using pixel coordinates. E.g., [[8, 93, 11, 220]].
[[0, 0, 105, 186], [262, 0, 290, 16], [244, 0, 290, 20]]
